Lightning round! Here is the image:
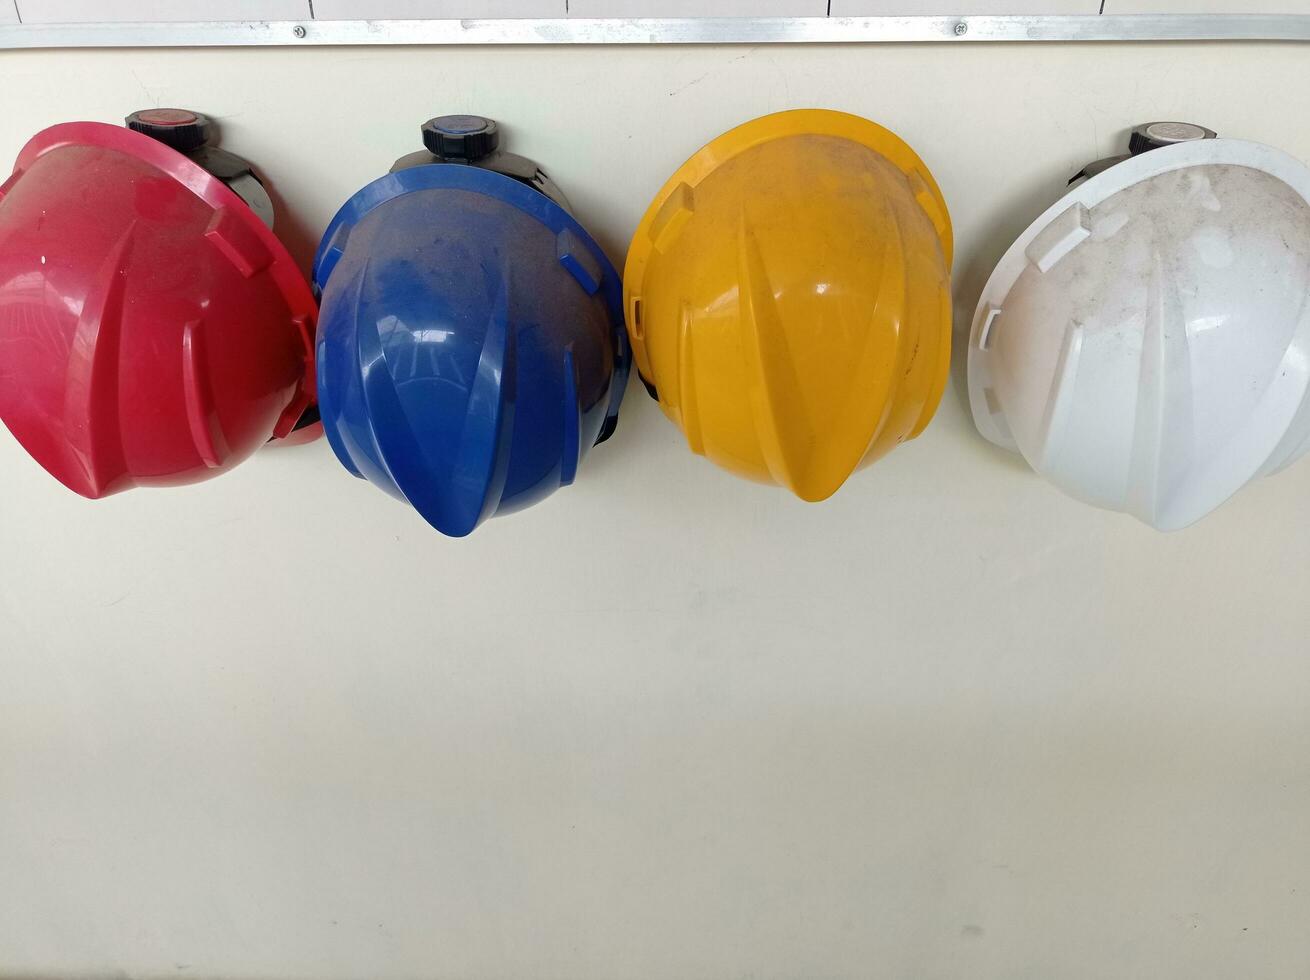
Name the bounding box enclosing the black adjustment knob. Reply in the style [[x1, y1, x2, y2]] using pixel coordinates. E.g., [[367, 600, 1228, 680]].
[[1129, 121, 1217, 156], [126, 108, 213, 154], [421, 115, 500, 162]]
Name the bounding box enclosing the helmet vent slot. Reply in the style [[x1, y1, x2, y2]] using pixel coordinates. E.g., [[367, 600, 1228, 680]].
[[978, 305, 1002, 351], [630, 298, 644, 340], [1025, 201, 1092, 274]]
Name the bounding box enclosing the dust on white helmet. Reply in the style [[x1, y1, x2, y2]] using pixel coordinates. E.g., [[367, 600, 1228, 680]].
[[968, 122, 1310, 530]]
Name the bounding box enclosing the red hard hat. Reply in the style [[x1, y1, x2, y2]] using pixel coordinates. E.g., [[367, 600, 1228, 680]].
[[0, 119, 316, 498]]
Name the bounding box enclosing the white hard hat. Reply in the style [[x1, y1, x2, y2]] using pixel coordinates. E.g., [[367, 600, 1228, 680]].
[[968, 124, 1310, 531]]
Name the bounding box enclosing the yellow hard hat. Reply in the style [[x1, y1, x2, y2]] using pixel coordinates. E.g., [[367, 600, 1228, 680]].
[[624, 109, 953, 501]]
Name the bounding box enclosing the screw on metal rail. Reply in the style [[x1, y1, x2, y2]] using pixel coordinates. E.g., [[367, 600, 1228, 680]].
[[293, 24, 307, 38], [953, 21, 968, 35]]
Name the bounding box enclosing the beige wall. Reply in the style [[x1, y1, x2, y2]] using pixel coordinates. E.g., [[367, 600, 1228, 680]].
[[1, 40, 1309, 980]]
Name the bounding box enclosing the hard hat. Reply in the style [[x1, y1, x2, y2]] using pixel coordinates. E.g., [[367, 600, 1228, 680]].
[[968, 122, 1310, 530], [313, 114, 630, 537], [0, 109, 317, 499], [623, 108, 953, 501]]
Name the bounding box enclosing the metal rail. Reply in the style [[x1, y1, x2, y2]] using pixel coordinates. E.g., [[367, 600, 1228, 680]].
[[1, 14, 1308, 49]]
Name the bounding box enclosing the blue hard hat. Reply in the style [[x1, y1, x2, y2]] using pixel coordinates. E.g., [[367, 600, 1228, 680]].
[[313, 117, 629, 537]]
